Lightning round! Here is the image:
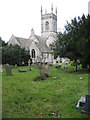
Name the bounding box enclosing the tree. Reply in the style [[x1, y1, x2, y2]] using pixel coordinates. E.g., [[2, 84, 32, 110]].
[[2, 45, 30, 65], [78, 15, 90, 68], [52, 32, 68, 58], [53, 14, 90, 71]]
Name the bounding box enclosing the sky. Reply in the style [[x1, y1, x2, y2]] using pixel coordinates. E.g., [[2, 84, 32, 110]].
[[0, 0, 89, 42]]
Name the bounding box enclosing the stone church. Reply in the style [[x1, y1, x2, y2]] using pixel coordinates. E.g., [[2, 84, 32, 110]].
[[8, 4, 58, 63]]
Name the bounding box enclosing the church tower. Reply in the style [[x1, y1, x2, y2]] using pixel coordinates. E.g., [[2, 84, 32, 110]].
[[41, 4, 57, 38]]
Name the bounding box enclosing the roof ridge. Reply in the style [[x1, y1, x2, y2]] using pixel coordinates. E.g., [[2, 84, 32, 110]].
[[15, 36, 28, 40]]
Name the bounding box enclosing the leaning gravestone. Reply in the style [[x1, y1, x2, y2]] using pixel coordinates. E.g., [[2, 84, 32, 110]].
[[82, 94, 90, 115], [4, 64, 13, 76]]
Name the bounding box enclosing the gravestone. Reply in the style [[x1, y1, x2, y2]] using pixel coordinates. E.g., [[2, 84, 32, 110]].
[[36, 63, 50, 80], [56, 56, 60, 63], [53, 59, 56, 65], [45, 58, 49, 63], [82, 94, 90, 115], [0, 64, 2, 73], [4, 64, 12, 76], [76, 96, 85, 108], [28, 59, 31, 71], [44, 64, 50, 77], [40, 63, 50, 77], [22, 61, 25, 66], [62, 62, 66, 69], [15, 64, 17, 68]]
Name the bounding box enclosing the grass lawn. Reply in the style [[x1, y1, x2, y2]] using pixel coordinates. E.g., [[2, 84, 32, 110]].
[[2, 65, 88, 118]]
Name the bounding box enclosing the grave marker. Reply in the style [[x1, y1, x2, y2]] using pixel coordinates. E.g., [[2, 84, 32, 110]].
[[4, 64, 12, 76], [53, 59, 56, 65], [82, 94, 90, 115], [62, 62, 66, 69], [28, 59, 31, 71]]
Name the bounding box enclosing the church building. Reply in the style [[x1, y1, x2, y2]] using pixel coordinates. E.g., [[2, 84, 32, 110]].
[[8, 4, 58, 63]]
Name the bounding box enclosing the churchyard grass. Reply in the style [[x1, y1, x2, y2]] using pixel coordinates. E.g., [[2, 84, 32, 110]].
[[2, 65, 88, 118]]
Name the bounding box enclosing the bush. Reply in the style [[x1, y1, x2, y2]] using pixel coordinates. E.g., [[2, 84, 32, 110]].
[[70, 60, 75, 66]]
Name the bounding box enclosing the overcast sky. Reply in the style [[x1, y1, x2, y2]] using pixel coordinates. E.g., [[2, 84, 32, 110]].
[[0, 0, 89, 42]]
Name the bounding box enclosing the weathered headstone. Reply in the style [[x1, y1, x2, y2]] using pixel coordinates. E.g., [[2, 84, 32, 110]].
[[44, 64, 50, 77], [56, 56, 60, 63], [28, 59, 31, 71], [62, 62, 66, 69], [0, 64, 2, 73], [45, 58, 49, 63], [22, 61, 25, 66], [15, 64, 17, 68], [36, 63, 50, 80], [76, 96, 85, 108], [4, 64, 12, 76], [53, 59, 56, 65], [82, 94, 90, 114]]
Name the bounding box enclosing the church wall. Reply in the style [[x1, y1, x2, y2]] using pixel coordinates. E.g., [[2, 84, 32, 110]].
[[8, 35, 20, 46], [46, 34, 56, 47], [29, 41, 41, 62]]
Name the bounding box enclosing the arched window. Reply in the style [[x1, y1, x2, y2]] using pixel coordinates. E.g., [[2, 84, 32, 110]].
[[31, 49, 35, 58], [45, 21, 49, 30]]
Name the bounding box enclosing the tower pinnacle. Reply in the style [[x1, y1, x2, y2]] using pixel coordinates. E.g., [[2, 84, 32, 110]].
[[41, 5, 42, 15], [51, 3, 53, 13], [55, 7, 57, 15], [31, 28, 34, 35], [45, 9, 47, 14]]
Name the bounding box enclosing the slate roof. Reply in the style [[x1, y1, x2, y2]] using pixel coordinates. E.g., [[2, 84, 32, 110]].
[[15, 36, 28, 48], [13, 36, 32, 50], [9, 34, 53, 53], [35, 35, 47, 44], [35, 42, 52, 53]]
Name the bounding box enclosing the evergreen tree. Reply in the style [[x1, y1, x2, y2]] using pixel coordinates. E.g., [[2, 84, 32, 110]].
[[2, 45, 30, 65], [53, 14, 90, 71]]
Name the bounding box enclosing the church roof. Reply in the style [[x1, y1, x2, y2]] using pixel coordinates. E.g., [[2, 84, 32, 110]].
[[35, 42, 52, 53], [25, 39, 33, 49], [15, 36, 28, 48], [35, 35, 47, 44], [8, 33, 53, 53]]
